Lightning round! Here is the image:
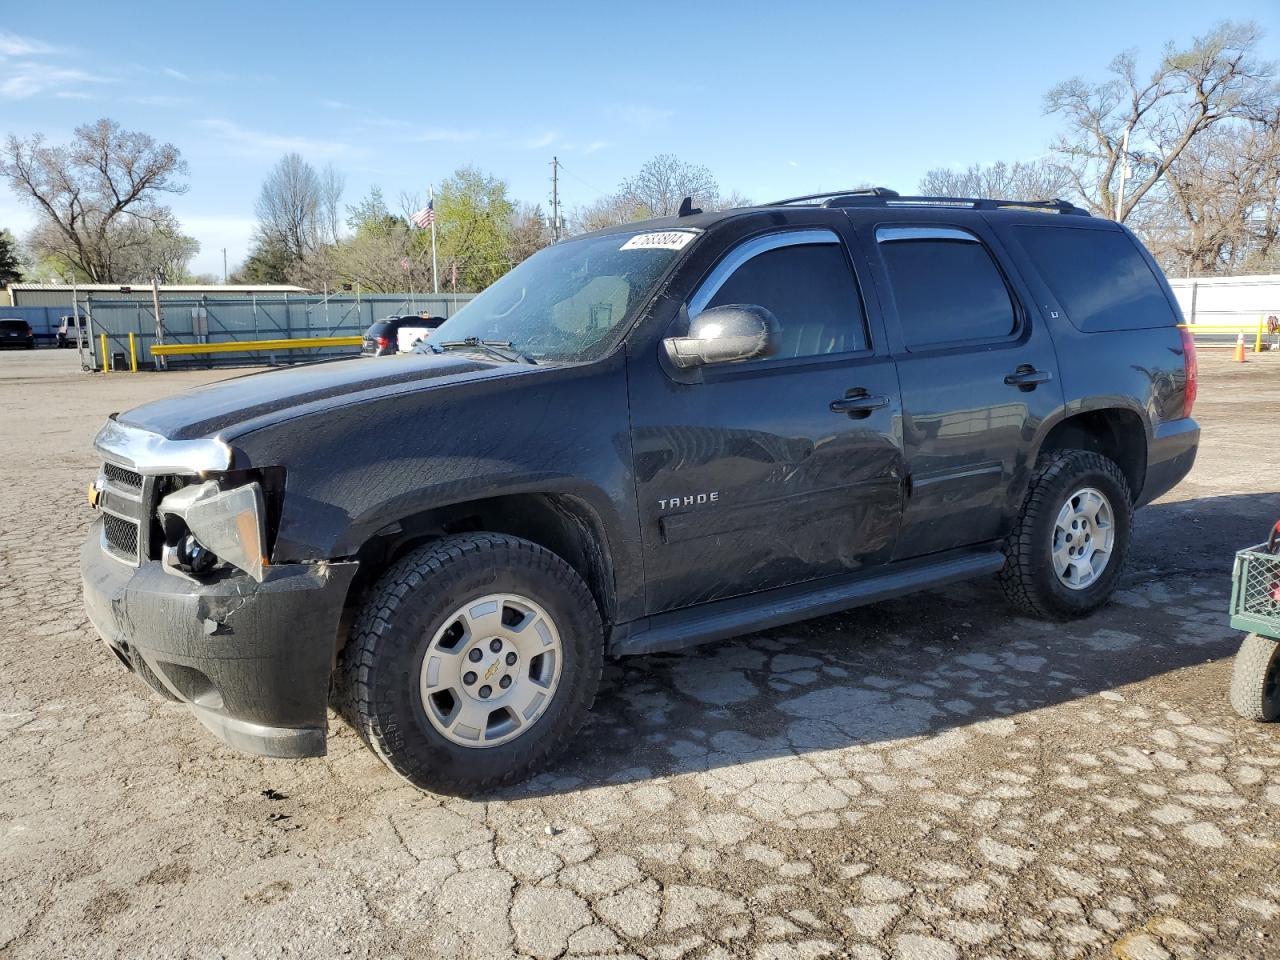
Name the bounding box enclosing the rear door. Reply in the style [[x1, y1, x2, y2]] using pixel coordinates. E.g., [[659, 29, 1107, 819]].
[[855, 216, 1064, 560]]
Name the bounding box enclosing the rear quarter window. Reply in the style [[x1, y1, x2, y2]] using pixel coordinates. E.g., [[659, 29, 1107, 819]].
[[1014, 226, 1177, 332]]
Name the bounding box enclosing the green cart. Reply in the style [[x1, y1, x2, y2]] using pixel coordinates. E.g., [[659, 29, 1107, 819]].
[[1228, 524, 1280, 722]]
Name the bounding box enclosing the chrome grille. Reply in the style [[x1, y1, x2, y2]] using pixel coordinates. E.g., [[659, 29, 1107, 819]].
[[102, 461, 142, 490], [102, 512, 140, 561], [97, 458, 161, 566]]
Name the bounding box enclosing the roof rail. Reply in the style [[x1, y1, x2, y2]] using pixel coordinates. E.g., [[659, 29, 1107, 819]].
[[770, 187, 900, 206], [769, 190, 1090, 217]]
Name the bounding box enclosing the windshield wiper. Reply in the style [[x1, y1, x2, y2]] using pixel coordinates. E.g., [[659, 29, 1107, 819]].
[[431, 337, 536, 365]]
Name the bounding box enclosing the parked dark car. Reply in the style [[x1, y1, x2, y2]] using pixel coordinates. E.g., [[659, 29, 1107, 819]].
[[81, 189, 1199, 793], [0, 319, 35, 349], [362, 315, 445, 356]]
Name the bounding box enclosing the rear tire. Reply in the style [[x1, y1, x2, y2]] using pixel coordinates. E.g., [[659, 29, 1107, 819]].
[[337, 533, 603, 794], [998, 450, 1133, 620], [1229, 633, 1280, 722]]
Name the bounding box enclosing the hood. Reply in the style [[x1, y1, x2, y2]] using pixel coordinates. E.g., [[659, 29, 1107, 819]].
[[119, 352, 518, 440]]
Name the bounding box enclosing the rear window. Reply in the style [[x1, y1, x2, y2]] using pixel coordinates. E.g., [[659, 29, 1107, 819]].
[[0, 320, 28, 332], [364, 320, 392, 337], [877, 234, 1017, 349], [1014, 226, 1177, 332]]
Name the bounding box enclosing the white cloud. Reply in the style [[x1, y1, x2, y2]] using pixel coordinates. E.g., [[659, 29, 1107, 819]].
[[518, 130, 557, 150], [0, 32, 60, 57], [0, 65, 111, 100], [198, 118, 361, 158], [162, 66, 192, 82]]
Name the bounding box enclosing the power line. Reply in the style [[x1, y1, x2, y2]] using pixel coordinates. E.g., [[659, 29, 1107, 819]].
[[555, 160, 608, 196]]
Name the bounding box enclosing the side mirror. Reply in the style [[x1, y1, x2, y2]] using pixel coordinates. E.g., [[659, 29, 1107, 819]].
[[663, 304, 779, 369]]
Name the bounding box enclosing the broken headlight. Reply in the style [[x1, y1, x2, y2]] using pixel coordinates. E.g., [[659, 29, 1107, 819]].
[[158, 480, 269, 582]]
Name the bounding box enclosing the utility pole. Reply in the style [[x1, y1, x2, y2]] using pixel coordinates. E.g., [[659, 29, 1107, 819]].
[[550, 156, 562, 243], [221, 248, 227, 284], [1114, 128, 1131, 222]]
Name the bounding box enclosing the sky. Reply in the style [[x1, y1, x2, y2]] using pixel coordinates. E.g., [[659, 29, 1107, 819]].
[[3, 0, 1280, 278]]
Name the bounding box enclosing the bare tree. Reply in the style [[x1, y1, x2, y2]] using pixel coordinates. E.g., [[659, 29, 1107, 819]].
[[918, 160, 1070, 201], [1045, 20, 1278, 221], [254, 153, 326, 263], [0, 118, 189, 281], [616, 154, 720, 218], [572, 155, 744, 232], [710, 190, 753, 211], [1139, 116, 1280, 274], [318, 163, 345, 246], [508, 203, 552, 263]]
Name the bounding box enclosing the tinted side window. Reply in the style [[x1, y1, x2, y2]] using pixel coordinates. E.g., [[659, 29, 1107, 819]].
[[1015, 226, 1177, 332], [877, 234, 1016, 349], [704, 243, 869, 358]]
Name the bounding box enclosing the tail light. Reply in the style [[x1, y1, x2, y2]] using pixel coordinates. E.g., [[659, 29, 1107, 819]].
[[25, 324, 32, 336], [1179, 327, 1197, 418], [376, 335, 391, 350]]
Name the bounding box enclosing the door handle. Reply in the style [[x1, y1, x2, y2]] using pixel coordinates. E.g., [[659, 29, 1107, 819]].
[[830, 390, 890, 418], [1004, 365, 1053, 390]]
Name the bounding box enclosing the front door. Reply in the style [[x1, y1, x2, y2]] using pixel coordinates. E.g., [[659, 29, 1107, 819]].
[[857, 218, 1064, 560], [628, 227, 906, 615]]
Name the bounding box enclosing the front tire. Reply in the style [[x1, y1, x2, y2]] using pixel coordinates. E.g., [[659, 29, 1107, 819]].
[[337, 533, 603, 794], [998, 450, 1133, 620]]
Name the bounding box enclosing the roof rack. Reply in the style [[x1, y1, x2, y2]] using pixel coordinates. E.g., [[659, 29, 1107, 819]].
[[769, 188, 1090, 217], [770, 187, 901, 205]]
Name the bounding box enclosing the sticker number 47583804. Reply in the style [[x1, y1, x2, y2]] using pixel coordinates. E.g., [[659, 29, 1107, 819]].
[[620, 231, 698, 252]]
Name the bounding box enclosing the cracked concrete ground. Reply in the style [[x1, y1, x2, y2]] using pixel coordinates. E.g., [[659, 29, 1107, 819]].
[[1, 348, 1278, 960]]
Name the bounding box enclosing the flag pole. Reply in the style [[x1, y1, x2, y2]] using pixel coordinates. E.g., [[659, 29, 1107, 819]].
[[429, 183, 439, 295]]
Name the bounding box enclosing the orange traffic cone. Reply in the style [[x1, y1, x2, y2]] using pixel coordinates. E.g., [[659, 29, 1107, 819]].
[[1234, 332, 1246, 362]]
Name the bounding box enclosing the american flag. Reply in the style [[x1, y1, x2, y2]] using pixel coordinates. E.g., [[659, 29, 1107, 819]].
[[410, 199, 435, 229]]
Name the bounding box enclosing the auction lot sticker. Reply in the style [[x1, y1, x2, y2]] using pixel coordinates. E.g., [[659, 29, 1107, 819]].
[[620, 231, 699, 251]]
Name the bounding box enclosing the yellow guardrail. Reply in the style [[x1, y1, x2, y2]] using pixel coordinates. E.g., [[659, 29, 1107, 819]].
[[1179, 315, 1269, 353], [149, 336, 362, 357]]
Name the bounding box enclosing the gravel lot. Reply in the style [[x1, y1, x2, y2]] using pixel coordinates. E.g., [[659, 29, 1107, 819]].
[[1, 347, 1278, 960]]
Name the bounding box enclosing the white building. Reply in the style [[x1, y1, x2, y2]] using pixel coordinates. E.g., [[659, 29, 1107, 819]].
[[1167, 275, 1280, 329]]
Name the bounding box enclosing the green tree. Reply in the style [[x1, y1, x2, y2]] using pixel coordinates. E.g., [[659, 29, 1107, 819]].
[[434, 167, 515, 291], [0, 229, 23, 286], [232, 235, 293, 284]]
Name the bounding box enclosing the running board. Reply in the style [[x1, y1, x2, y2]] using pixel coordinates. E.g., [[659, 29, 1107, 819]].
[[609, 548, 1005, 656]]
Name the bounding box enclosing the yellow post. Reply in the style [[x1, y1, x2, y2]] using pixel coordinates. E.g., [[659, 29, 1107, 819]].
[[128, 332, 138, 372], [99, 333, 108, 374], [1257, 314, 1265, 355]]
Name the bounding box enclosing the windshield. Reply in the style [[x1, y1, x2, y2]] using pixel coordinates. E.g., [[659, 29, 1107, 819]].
[[422, 228, 696, 362]]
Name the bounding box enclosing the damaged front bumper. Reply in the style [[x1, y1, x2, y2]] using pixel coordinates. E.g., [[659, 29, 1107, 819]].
[[81, 523, 357, 759]]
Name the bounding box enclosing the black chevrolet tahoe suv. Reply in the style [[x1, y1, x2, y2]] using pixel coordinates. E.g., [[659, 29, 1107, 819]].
[[82, 189, 1200, 793]]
